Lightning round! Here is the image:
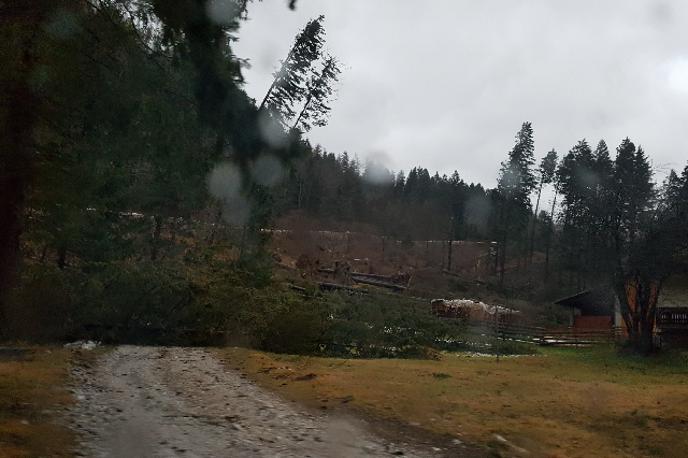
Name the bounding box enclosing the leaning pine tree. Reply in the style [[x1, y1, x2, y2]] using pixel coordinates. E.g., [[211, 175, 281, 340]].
[[259, 15, 326, 122], [292, 54, 341, 132]]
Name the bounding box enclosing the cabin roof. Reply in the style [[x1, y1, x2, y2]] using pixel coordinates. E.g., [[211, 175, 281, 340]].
[[554, 290, 592, 305], [554, 289, 615, 316], [659, 275, 688, 308]]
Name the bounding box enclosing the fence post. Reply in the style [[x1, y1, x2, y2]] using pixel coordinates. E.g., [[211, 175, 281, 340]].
[[494, 305, 500, 363]]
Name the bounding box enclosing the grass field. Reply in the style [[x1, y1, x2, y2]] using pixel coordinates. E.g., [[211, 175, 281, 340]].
[[0, 348, 74, 458], [220, 346, 688, 458]]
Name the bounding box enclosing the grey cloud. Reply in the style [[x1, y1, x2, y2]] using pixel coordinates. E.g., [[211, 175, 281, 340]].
[[234, 0, 688, 186]]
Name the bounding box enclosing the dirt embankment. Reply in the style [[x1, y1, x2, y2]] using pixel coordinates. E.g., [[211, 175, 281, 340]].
[[68, 346, 440, 457]]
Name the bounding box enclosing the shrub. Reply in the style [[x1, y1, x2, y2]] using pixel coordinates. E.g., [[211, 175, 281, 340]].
[[5, 257, 538, 359], [260, 295, 328, 354], [4, 265, 75, 342]]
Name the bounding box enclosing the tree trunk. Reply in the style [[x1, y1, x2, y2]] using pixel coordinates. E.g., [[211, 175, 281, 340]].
[[544, 189, 558, 282], [529, 182, 544, 265], [259, 46, 296, 111], [0, 3, 47, 328], [214, 132, 225, 157], [496, 198, 506, 284], [207, 207, 223, 243], [499, 233, 507, 286], [297, 179, 303, 209], [238, 224, 248, 261], [617, 274, 661, 354], [493, 242, 499, 274], [151, 215, 162, 261], [447, 239, 453, 272], [57, 246, 67, 270], [292, 92, 313, 131]]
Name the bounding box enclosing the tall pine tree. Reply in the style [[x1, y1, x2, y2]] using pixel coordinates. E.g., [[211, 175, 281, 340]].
[[495, 122, 536, 283]]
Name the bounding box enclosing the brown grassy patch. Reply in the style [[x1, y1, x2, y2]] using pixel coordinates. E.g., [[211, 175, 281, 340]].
[[218, 347, 688, 458], [0, 347, 74, 457]]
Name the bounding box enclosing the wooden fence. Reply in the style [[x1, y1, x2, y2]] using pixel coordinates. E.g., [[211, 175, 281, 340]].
[[657, 307, 688, 329], [447, 319, 623, 347], [537, 326, 623, 346]]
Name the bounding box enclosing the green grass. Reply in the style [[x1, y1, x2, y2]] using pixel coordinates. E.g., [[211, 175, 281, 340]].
[[542, 346, 688, 383], [221, 345, 688, 458]]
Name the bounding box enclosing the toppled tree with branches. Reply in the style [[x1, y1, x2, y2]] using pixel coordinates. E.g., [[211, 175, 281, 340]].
[[292, 54, 341, 132], [259, 15, 326, 121]]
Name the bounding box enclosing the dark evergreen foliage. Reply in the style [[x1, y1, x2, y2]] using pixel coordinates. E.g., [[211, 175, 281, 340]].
[[494, 122, 537, 282], [293, 54, 341, 132], [271, 148, 492, 242], [260, 15, 326, 122]]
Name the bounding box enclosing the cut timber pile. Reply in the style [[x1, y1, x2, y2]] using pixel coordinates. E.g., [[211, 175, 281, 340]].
[[317, 268, 408, 292], [431, 298, 520, 321], [350, 275, 406, 292], [318, 282, 366, 294]]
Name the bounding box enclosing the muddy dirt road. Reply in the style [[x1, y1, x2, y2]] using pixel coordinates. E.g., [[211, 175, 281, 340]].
[[68, 346, 439, 457]]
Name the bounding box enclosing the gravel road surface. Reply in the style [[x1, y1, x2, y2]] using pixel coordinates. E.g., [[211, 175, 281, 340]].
[[68, 346, 439, 457]]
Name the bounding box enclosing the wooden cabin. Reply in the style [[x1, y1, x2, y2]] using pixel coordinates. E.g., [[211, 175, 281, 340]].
[[554, 289, 621, 330], [657, 275, 688, 347], [554, 277, 688, 345]]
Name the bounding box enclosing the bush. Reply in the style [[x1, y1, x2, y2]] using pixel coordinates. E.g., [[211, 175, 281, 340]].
[[4, 265, 75, 342], [4, 257, 538, 358], [4, 257, 307, 346], [76, 261, 196, 342], [314, 291, 470, 358], [260, 296, 328, 354]]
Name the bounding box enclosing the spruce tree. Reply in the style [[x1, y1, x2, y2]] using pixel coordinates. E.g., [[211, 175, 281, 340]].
[[556, 139, 600, 287], [292, 54, 341, 132], [499, 122, 536, 208], [260, 16, 326, 122], [544, 160, 561, 282], [529, 149, 558, 263], [589, 139, 615, 276], [608, 139, 657, 352], [495, 122, 536, 283]]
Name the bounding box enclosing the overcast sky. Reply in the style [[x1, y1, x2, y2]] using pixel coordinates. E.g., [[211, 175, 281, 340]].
[[233, 0, 688, 187]]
